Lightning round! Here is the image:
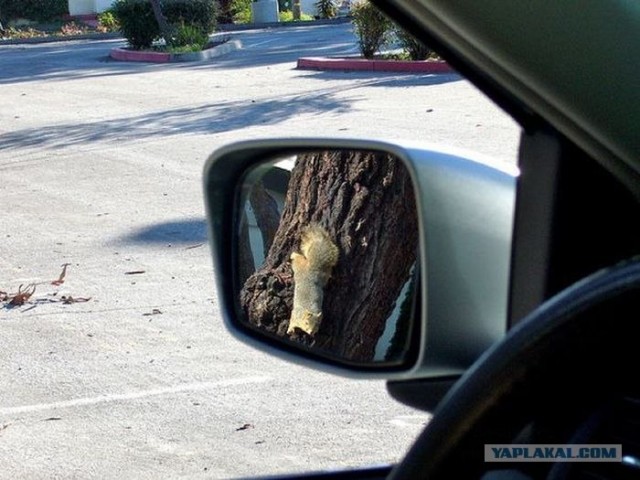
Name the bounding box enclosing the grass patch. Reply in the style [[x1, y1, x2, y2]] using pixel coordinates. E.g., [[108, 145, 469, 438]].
[[279, 10, 314, 22]]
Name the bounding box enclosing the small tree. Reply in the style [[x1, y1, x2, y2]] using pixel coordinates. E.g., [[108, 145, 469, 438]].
[[149, 0, 173, 44], [150, 0, 171, 41], [350, 0, 391, 59]]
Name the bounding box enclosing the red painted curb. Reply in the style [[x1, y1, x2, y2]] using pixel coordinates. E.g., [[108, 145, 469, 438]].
[[297, 57, 453, 74], [110, 47, 171, 63]]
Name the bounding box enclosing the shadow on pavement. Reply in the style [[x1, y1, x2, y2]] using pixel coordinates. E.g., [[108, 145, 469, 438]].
[[294, 70, 463, 88], [0, 39, 163, 85], [121, 218, 207, 244], [0, 90, 352, 150]]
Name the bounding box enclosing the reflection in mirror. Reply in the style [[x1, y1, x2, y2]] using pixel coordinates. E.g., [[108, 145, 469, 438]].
[[237, 149, 419, 366]]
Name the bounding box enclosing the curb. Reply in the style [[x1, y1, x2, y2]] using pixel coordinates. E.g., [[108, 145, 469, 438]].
[[109, 38, 242, 63], [297, 57, 454, 74]]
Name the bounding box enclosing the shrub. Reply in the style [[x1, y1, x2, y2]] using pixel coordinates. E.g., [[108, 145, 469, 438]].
[[279, 10, 313, 22], [97, 10, 120, 32], [112, 0, 217, 50], [163, 0, 218, 34], [230, 0, 251, 23], [0, 26, 46, 38], [170, 22, 209, 49], [59, 21, 88, 35], [315, 0, 337, 19], [279, 10, 292, 22], [112, 0, 160, 49], [350, 0, 390, 59], [0, 0, 68, 22], [216, 0, 233, 23], [395, 27, 432, 60]]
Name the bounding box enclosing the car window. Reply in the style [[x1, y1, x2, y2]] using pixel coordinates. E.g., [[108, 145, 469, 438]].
[[0, 17, 520, 479]]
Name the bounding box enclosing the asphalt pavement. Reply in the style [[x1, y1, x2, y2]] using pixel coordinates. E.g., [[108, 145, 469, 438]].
[[0, 23, 520, 479]]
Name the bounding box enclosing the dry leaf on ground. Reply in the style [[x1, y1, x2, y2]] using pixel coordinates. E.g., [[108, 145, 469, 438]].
[[51, 263, 71, 286], [8, 284, 36, 306]]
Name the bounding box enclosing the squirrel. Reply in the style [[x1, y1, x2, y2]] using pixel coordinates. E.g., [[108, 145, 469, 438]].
[[287, 225, 339, 336]]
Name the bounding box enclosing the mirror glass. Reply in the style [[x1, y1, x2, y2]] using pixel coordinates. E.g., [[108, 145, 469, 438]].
[[235, 149, 420, 367]]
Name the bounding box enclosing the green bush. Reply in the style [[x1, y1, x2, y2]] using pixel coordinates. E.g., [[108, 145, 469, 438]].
[[395, 27, 432, 60], [0, 0, 68, 22], [315, 0, 337, 19], [112, 0, 160, 49], [350, 0, 391, 59], [279, 10, 292, 22], [112, 0, 217, 50], [230, 0, 251, 23], [170, 22, 209, 48], [279, 10, 313, 22], [163, 0, 217, 34], [97, 10, 120, 32], [216, 0, 233, 23]]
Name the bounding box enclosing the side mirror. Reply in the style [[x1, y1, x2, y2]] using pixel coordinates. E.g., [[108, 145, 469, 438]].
[[237, 150, 420, 368], [204, 139, 517, 379]]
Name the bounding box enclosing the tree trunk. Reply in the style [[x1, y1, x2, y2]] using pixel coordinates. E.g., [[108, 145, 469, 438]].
[[240, 150, 419, 362], [292, 0, 301, 20], [238, 181, 282, 287], [249, 181, 281, 258], [149, 0, 173, 45]]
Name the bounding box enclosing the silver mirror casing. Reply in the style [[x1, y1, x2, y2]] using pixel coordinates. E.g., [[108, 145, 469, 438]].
[[203, 138, 517, 380]]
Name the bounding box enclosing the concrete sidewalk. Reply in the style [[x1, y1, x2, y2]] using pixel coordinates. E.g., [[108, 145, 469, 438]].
[[0, 23, 519, 478]]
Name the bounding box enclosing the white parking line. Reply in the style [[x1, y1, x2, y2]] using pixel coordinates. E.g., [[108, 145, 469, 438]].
[[243, 38, 281, 49], [389, 414, 432, 429], [0, 376, 271, 416]]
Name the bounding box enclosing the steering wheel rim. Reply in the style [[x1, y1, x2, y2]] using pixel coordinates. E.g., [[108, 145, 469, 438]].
[[389, 259, 640, 479]]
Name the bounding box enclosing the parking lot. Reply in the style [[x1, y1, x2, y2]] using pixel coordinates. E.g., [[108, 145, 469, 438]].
[[0, 23, 520, 478]]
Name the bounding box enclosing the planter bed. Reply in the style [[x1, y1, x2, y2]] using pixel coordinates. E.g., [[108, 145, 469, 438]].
[[297, 56, 453, 74], [110, 38, 241, 63]]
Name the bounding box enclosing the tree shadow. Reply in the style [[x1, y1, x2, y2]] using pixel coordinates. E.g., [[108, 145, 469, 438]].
[[0, 39, 164, 85], [0, 89, 354, 150], [120, 218, 207, 244], [294, 70, 463, 88]]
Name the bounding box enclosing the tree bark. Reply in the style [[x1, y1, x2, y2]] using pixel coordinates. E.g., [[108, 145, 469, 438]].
[[238, 181, 282, 287], [240, 150, 419, 362], [149, 0, 173, 45], [249, 181, 281, 258]]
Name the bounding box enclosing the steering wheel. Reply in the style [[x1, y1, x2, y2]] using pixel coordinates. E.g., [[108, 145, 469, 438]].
[[389, 259, 640, 479]]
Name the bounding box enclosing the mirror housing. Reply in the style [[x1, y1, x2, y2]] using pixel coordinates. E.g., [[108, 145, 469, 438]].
[[204, 138, 517, 380]]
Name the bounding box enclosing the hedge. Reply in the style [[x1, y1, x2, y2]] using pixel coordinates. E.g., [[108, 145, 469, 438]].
[[0, 0, 68, 22]]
